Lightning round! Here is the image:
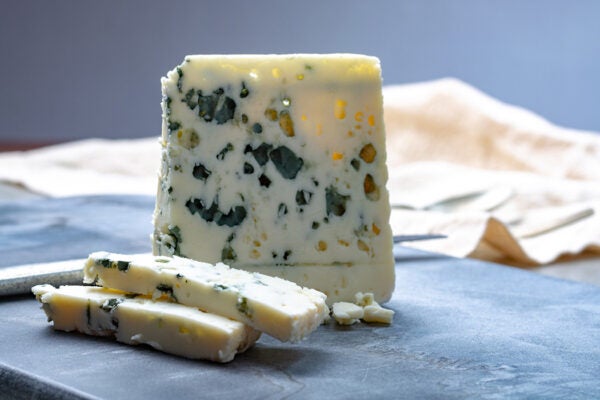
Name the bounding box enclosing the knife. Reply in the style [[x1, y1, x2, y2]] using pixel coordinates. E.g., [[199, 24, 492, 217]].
[[393, 234, 446, 243], [0, 234, 446, 297], [0, 258, 86, 297]]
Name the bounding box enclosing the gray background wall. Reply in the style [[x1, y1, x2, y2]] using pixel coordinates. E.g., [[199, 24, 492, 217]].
[[1, 0, 599, 143]]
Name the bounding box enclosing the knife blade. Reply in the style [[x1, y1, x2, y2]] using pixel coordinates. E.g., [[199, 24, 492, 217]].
[[0, 258, 87, 297], [393, 234, 446, 243]]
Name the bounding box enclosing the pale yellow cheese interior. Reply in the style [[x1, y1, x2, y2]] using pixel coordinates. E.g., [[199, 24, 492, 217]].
[[153, 54, 395, 304]]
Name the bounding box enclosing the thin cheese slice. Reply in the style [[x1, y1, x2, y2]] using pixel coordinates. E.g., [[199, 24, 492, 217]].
[[153, 54, 395, 304], [32, 284, 260, 363], [83, 251, 329, 342]]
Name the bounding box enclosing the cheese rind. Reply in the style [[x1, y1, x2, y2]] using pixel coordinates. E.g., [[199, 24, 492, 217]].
[[153, 54, 394, 304], [31, 284, 260, 363], [83, 252, 329, 342]]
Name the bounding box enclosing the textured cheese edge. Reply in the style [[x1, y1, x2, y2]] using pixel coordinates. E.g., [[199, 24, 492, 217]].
[[235, 263, 394, 306]]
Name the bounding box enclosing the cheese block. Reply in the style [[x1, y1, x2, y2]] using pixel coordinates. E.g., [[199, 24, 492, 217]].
[[153, 54, 395, 304], [32, 284, 260, 363], [83, 251, 329, 342]]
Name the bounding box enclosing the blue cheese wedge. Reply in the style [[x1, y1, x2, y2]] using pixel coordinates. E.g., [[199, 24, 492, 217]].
[[83, 251, 329, 343], [153, 54, 395, 304], [31, 284, 260, 363]]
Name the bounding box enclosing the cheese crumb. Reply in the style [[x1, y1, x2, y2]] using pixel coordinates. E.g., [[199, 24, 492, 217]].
[[354, 291, 375, 307], [332, 292, 394, 325], [363, 304, 394, 324], [332, 302, 364, 325]]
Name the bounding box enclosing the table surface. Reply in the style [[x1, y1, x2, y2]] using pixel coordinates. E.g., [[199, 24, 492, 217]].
[[1, 195, 599, 399]]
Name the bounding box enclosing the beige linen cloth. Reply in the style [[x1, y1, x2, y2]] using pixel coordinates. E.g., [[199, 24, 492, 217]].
[[1, 78, 599, 267]]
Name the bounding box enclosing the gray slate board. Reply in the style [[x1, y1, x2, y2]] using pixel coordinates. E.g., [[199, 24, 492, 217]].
[[1, 195, 599, 399], [0, 195, 154, 267]]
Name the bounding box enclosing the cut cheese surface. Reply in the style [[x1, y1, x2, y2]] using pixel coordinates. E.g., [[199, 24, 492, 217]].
[[83, 251, 329, 342], [32, 284, 260, 363], [153, 54, 395, 304]]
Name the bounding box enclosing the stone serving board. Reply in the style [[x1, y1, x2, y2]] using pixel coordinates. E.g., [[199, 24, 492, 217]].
[[1, 195, 599, 399]]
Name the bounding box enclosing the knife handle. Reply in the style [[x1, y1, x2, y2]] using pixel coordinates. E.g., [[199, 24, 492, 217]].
[[0, 259, 85, 296]]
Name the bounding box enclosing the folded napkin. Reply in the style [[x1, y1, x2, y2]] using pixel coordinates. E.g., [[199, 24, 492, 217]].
[[0, 138, 159, 196], [385, 79, 600, 266], [1, 78, 599, 267]]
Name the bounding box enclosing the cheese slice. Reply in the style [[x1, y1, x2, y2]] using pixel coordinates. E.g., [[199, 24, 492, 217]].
[[32, 284, 260, 363], [83, 251, 329, 342], [153, 54, 395, 304]]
